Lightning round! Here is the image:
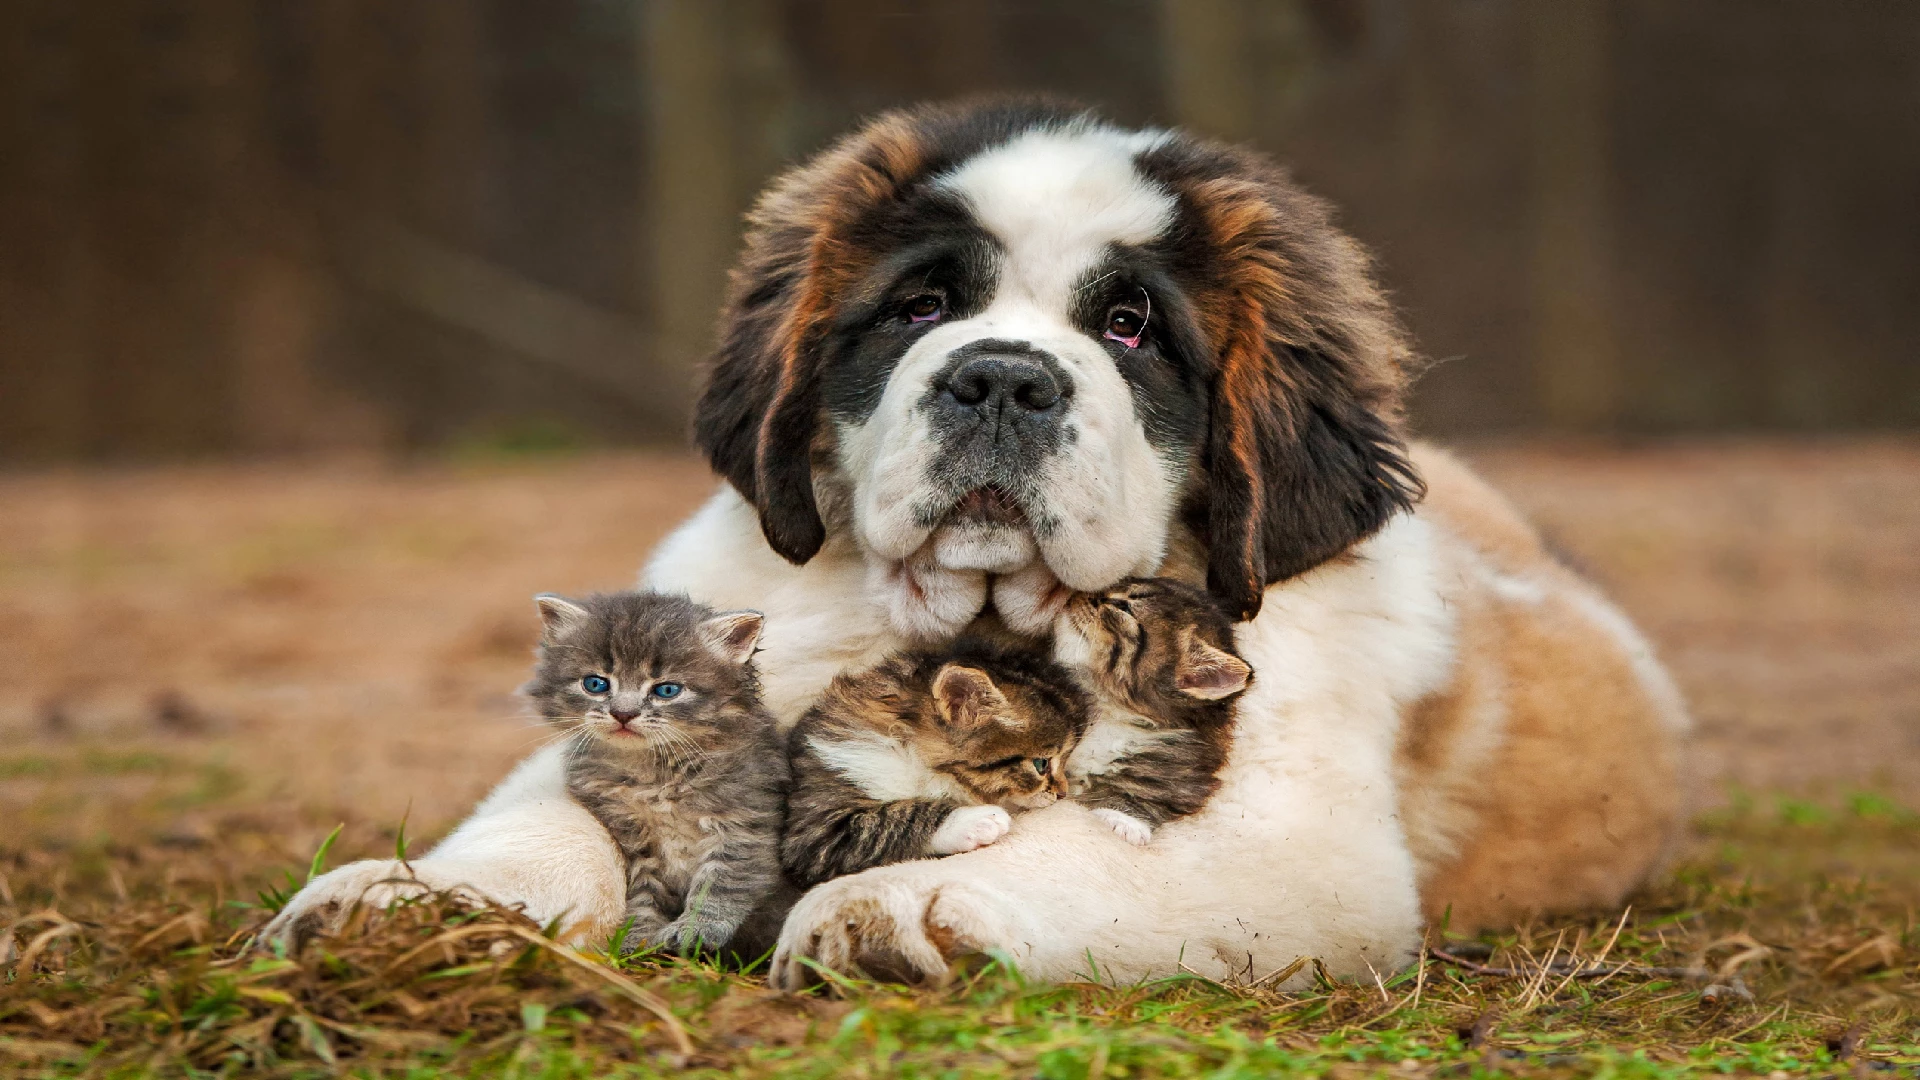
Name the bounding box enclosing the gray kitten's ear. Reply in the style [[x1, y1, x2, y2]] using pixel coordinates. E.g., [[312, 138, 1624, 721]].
[[1174, 627, 1252, 700], [932, 664, 1013, 730], [534, 594, 590, 637], [698, 610, 765, 664]]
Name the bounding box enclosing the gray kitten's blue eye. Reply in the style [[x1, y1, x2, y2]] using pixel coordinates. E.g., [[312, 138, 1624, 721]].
[[651, 682, 683, 699], [580, 675, 610, 695]]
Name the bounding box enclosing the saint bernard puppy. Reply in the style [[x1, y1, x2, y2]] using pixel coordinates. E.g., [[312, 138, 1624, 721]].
[[265, 100, 1691, 989]]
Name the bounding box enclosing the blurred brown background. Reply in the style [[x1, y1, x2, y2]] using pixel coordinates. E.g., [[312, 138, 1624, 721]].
[[3, 0, 1918, 462]]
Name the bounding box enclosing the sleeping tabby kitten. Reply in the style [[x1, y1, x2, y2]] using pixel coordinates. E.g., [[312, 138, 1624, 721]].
[[1051, 577, 1253, 846], [526, 590, 793, 957], [780, 642, 1087, 888]]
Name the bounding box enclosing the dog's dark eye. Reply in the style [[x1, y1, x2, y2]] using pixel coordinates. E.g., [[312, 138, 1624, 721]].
[[903, 294, 944, 323], [1103, 306, 1145, 347], [580, 674, 610, 694]]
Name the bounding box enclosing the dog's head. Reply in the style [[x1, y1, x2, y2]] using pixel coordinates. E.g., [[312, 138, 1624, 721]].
[[695, 99, 1422, 623]]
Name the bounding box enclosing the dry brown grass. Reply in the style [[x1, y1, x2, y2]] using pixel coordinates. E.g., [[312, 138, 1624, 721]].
[[1, 806, 1916, 1077]]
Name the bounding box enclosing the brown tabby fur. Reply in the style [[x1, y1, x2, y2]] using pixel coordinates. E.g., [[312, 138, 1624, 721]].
[[781, 641, 1087, 887], [1055, 577, 1252, 830]]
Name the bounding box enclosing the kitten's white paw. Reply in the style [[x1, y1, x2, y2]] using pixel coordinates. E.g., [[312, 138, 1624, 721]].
[[928, 805, 1012, 854], [1091, 808, 1154, 847]]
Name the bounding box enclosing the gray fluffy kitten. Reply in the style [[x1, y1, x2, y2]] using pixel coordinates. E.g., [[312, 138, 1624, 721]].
[[525, 590, 792, 958]]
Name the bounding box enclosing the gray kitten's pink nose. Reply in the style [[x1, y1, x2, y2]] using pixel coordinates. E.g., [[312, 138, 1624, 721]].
[[610, 708, 640, 724]]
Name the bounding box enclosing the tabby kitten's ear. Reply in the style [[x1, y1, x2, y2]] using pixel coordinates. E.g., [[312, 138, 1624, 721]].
[[698, 610, 766, 664], [534, 594, 591, 638], [931, 664, 1013, 731], [1173, 627, 1252, 701]]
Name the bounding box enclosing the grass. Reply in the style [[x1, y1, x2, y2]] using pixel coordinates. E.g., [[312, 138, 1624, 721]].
[[2, 793, 1916, 1078]]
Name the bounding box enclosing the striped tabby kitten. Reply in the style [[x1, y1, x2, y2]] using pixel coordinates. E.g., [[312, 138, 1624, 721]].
[[1052, 577, 1253, 846], [526, 591, 791, 957], [781, 642, 1087, 888]]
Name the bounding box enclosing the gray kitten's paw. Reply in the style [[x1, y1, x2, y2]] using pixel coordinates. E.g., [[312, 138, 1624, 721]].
[[928, 805, 1012, 854], [653, 915, 737, 955], [1089, 808, 1153, 846], [612, 916, 670, 955]]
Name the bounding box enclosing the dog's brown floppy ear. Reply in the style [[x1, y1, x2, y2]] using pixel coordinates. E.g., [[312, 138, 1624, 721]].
[[692, 202, 827, 565], [1204, 356, 1423, 621], [1158, 151, 1425, 622], [693, 114, 931, 565]]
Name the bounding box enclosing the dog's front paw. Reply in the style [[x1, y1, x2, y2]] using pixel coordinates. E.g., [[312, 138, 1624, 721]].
[[928, 805, 1012, 854], [255, 860, 433, 950], [770, 870, 1022, 990], [1090, 808, 1154, 847]]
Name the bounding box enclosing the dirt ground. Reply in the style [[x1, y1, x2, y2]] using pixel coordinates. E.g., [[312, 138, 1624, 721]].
[[2, 440, 1916, 852]]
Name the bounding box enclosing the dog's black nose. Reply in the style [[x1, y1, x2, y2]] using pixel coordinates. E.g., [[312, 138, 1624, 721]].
[[943, 349, 1067, 414]]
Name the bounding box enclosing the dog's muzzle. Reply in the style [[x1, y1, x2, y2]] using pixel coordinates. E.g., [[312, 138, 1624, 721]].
[[917, 339, 1073, 573], [927, 339, 1073, 464]]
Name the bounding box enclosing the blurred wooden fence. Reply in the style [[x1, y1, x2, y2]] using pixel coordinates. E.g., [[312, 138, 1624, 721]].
[[1, 0, 1916, 462]]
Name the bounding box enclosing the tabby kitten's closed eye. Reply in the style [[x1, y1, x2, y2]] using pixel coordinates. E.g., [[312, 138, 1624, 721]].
[[527, 590, 794, 958], [1051, 577, 1253, 846], [780, 642, 1088, 888]]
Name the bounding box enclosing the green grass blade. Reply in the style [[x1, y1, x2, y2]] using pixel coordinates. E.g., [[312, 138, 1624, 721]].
[[306, 822, 345, 883], [394, 800, 412, 863]]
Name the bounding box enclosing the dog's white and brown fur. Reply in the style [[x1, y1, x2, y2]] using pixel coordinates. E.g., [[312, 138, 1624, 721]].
[[264, 100, 1690, 988]]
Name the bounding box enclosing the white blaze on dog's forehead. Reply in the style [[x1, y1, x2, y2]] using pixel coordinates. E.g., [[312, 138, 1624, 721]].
[[937, 125, 1175, 312]]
